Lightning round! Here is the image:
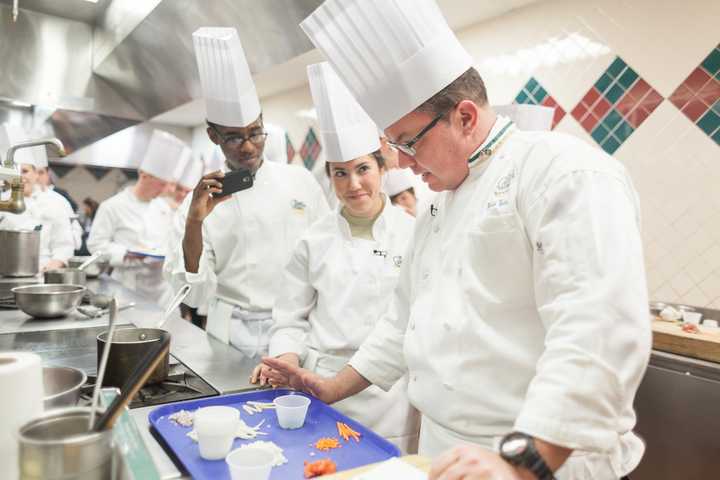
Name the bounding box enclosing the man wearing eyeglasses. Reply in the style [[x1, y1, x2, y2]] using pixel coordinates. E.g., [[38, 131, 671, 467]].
[[262, 1, 650, 479], [165, 27, 328, 356]]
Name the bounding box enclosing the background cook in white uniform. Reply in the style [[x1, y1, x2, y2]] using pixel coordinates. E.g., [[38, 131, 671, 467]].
[[256, 62, 420, 453], [165, 27, 328, 356]]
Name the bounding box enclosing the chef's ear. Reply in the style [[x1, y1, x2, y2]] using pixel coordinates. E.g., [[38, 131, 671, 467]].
[[456, 100, 479, 134]]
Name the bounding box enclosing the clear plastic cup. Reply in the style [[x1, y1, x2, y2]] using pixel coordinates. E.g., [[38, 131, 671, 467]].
[[226, 447, 274, 480], [194, 406, 239, 460], [273, 394, 310, 429]]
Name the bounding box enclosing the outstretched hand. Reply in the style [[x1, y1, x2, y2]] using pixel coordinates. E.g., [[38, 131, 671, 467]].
[[261, 356, 338, 404]]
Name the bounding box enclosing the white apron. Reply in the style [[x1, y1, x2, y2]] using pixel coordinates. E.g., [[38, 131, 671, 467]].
[[205, 298, 273, 357]]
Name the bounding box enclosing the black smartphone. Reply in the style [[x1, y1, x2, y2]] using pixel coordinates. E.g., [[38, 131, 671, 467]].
[[216, 169, 253, 197]]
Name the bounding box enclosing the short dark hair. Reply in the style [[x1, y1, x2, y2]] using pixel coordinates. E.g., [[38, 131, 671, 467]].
[[324, 150, 386, 177], [415, 67, 488, 118]]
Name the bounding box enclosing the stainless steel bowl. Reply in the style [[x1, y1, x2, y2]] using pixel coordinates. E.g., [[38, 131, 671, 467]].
[[12, 284, 86, 318], [67, 256, 110, 278], [44, 268, 86, 286], [42, 366, 87, 409]]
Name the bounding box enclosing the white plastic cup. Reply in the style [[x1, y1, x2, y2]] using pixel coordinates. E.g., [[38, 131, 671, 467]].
[[226, 447, 275, 480], [703, 319, 719, 329], [194, 406, 239, 460], [682, 311, 703, 325], [274, 394, 311, 429]]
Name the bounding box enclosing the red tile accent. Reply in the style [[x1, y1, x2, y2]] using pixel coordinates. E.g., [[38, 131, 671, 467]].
[[642, 90, 664, 113], [696, 78, 720, 107], [627, 78, 652, 102], [571, 103, 588, 122], [669, 84, 694, 110], [684, 67, 712, 93], [616, 92, 637, 117], [581, 87, 601, 109], [591, 97, 612, 119], [681, 97, 710, 122], [581, 112, 601, 132], [541, 96, 558, 108], [552, 106, 566, 129], [626, 107, 650, 129]]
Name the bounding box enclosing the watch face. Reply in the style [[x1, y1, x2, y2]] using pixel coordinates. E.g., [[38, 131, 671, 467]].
[[501, 435, 529, 457]]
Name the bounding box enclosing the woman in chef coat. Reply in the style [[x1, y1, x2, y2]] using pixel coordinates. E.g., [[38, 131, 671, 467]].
[[252, 63, 419, 453]]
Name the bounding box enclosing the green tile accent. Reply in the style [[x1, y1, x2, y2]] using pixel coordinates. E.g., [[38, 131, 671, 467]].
[[618, 68, 639, 89], [534, 86, 548, 103], [697, 109, 720, 136], [712, 99, 720, 116], [605, 83, 625, 104], [591, 123, 610, 144], [712, 128, 720, 146], [595, 73, 613, 93], [607, 57, 627, 79], [701, 47, 720, 75], [515, 90, 529, 104], [601, 135, 621, 154], [526, 77, 539, 93], [602, 109, 623, 131], [613, 120, 635, 143]]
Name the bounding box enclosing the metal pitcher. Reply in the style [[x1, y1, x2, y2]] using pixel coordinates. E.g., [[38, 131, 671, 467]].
[[0, 229, 40, 277]]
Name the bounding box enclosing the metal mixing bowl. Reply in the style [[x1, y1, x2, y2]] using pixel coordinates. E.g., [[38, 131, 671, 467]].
[[12, 284, 86, 318], [67, 256, 110, 278], [42, 366, 87, 409]]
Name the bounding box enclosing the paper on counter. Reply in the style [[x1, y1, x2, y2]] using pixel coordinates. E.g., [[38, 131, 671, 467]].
[[353, 457, 427, 480]]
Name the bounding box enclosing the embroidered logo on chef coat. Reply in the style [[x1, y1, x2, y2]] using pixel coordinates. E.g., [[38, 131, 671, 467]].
[[291, 199, 306, 211], [487, 170, 515, 210], [393, 256, 403, 268]]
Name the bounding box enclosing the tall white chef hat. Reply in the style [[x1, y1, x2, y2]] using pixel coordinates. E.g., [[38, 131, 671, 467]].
[[301, 0, 473, 130], [203, 145, 225, 174], [493, 104, 554, 131], [384, 168, 416, 197], [263, 123, 288, 163], [307, 62, 380, 162], [0, 124, 41, 168], [139, 130, 187, 183], [173, 147, 192, 181], [193, 27, 261, 127], [178, 158, 203, 189]]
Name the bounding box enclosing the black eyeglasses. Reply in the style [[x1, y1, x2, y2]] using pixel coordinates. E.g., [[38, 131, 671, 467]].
[[386, 106, 454, 157], [209, 123, 268, 147]]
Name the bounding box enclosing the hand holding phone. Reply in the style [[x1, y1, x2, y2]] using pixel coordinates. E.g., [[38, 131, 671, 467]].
[[215, 169, 254, 197]]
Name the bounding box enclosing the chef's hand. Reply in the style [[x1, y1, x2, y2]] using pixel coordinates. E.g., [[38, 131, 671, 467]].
[[261, 356, 337, 403], [42, 259, 66, 271], [429, 445, 531, 480], [251, 353, 300, 387], [187, 171, 231, 223]]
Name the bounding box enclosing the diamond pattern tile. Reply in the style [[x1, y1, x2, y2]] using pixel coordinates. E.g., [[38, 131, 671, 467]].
[[513, 77, 566, 129], [572, 56, 663, 154], [299, 128, 322, 170], [285, 132, 296, 164], [669, 44, 720, 146]]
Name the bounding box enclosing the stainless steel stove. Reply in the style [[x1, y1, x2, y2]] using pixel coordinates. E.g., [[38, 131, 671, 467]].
[[81, 359, 218, 409]]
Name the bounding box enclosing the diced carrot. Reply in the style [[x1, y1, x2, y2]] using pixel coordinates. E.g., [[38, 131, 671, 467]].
[[304, 459, 337, 478]]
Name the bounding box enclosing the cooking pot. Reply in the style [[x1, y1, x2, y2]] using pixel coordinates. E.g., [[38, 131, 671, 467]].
[[0, 229, 40, 277], [96, 328, 170, 388], [67, 256, 110, 278], [44, 268, 86, 286]]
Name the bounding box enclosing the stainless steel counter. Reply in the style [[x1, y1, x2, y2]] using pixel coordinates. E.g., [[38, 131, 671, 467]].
[[0, 275, 264, 479]]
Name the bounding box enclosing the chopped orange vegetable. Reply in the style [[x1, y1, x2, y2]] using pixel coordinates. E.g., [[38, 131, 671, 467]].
[[314, 437, 342, 451], [336, 421, 362, 443], [304, 459, 337, 478]]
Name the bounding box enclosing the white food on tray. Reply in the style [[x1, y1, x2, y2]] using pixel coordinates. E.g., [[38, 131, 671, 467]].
[[186, 418, 268, 442], [169, 409, 194, 427], [236, 440, 288, 467]]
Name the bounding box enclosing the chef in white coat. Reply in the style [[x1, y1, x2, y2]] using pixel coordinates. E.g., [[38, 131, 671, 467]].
[[87, 129, 185, 293], [165, 27, 328, 355], [251, 62, 419, 452], [0, 125, 74, 270], [263, 1, 651, 479]]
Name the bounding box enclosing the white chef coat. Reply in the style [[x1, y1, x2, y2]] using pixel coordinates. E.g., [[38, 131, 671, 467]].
[[0, 190, 74, 268], [86, 187, 165, 296], [166, 161, 329, 352], [38, 187, 83, 251], [349, 117, 651, 479], [268, 198, 420, 453]]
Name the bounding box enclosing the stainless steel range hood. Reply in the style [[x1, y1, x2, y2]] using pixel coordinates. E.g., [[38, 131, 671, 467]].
[[0, 0, 322, 164]]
